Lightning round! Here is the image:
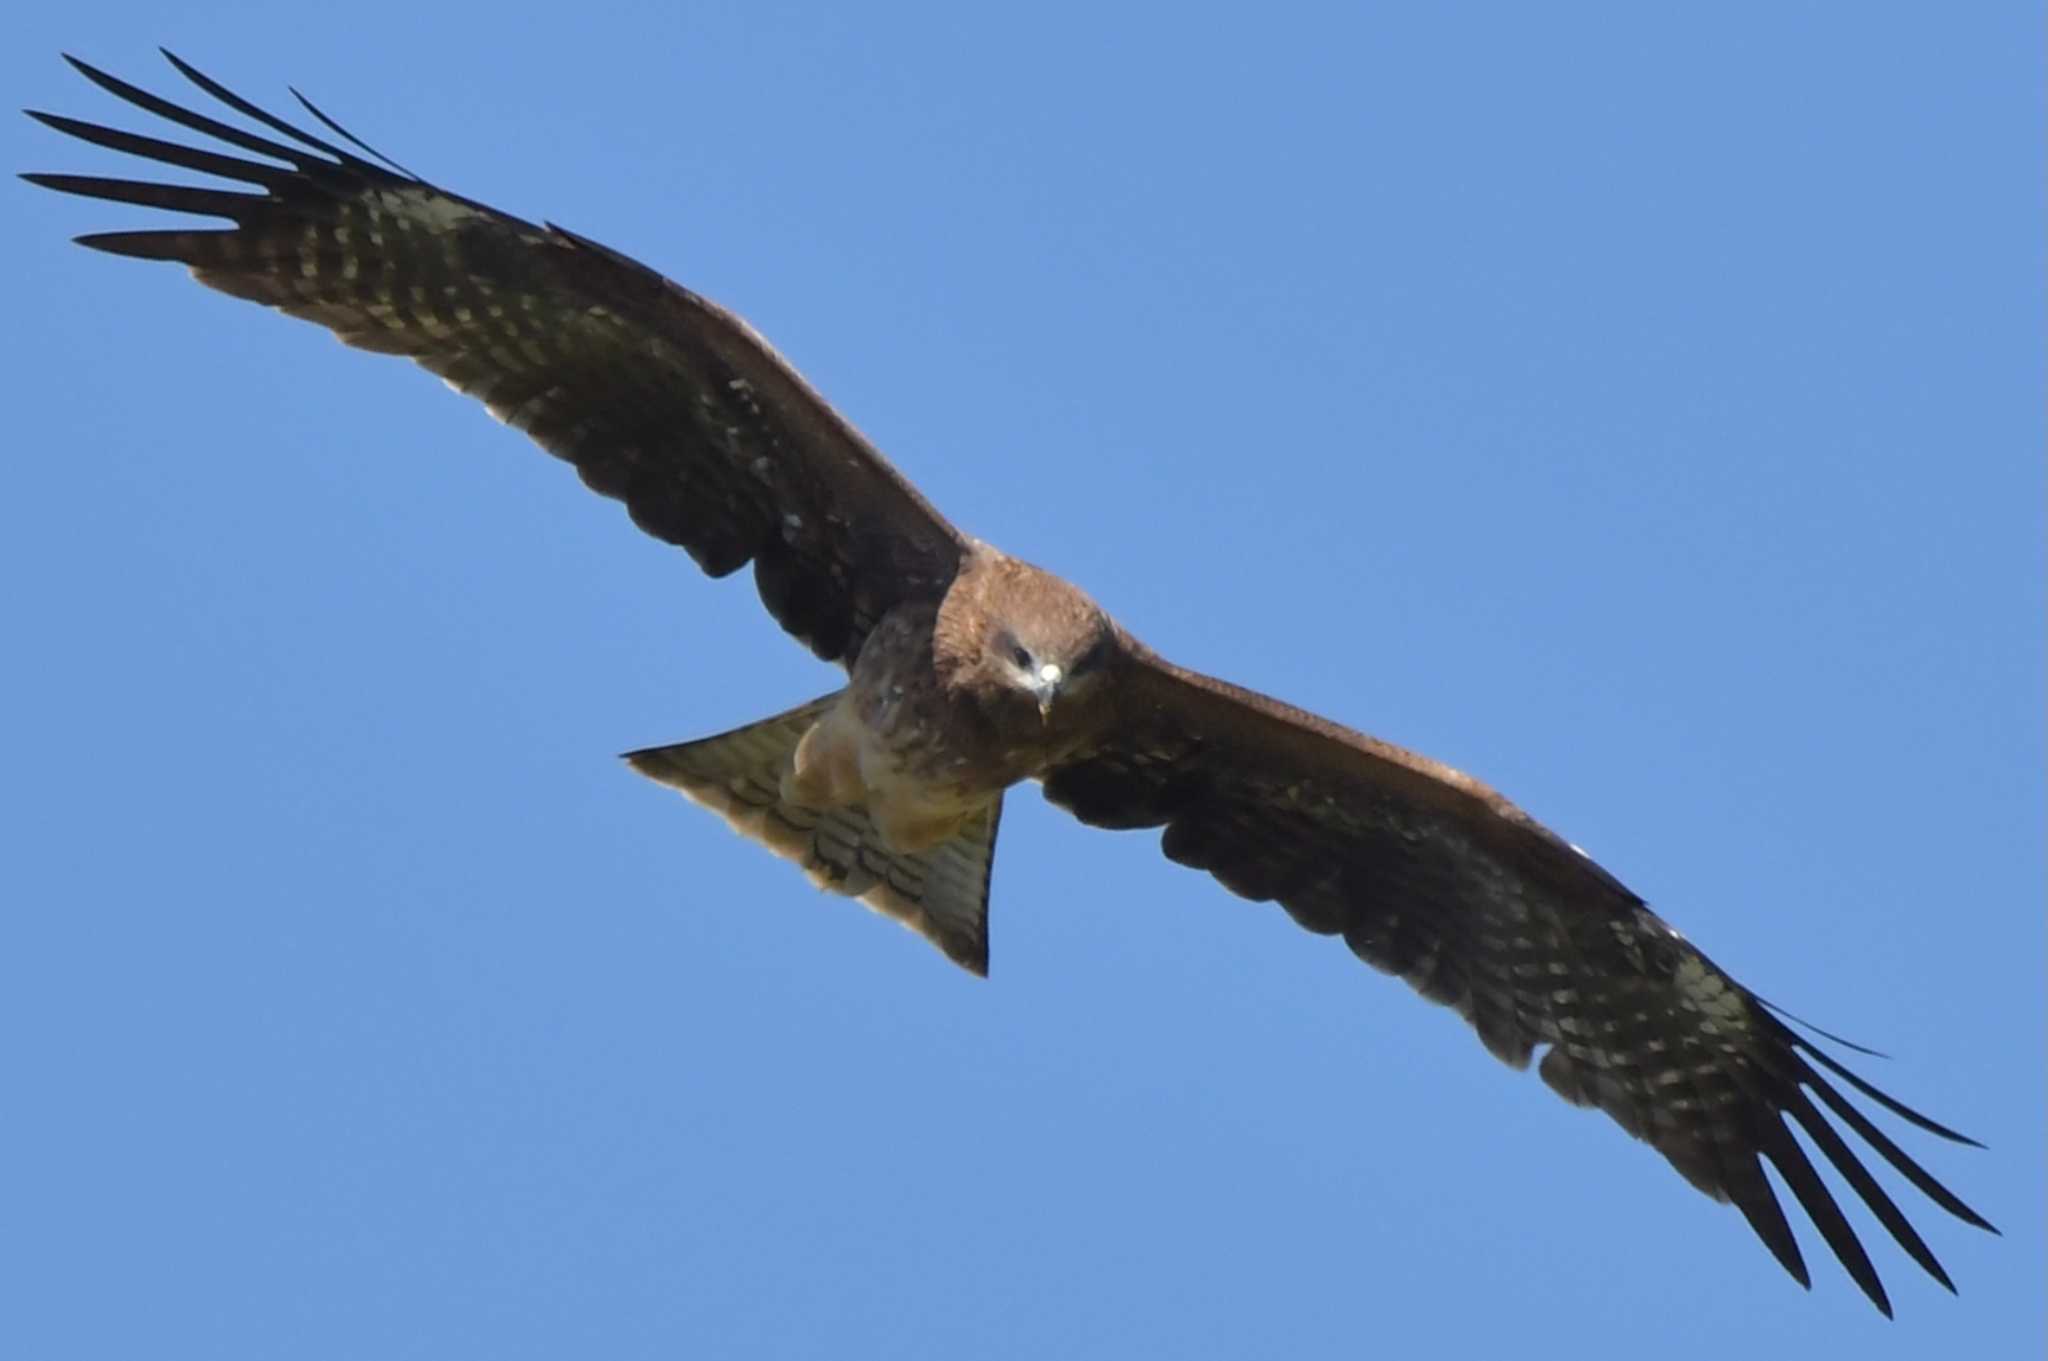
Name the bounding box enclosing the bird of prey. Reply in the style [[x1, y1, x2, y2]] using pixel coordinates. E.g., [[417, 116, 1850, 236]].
[[27, 51, 1994, 1316]]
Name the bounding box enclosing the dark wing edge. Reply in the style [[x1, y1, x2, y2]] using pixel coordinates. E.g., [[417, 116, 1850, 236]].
[[24, 51, 967, 666], [1042, 643, 1993, 1314]]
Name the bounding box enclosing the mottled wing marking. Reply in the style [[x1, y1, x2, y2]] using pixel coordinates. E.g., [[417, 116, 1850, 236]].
[[25, 53, 965, 666], [626, 697, 997, 976], [1041, 647, 1992, 1315]]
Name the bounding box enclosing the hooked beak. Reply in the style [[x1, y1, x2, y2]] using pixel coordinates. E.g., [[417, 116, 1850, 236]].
[[1032, 662, 1064, 719]]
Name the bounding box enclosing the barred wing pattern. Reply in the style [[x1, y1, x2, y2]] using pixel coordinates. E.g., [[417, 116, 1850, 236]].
[[25, 52, 965, 666], [1044, 646, 1994, 1316]]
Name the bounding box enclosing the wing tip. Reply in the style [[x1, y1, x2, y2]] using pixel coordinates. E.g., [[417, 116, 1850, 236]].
[[68, 230, 194, 260]]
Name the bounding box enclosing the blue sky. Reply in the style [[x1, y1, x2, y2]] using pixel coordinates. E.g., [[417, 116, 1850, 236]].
[[6, 4, 2040, 1357]]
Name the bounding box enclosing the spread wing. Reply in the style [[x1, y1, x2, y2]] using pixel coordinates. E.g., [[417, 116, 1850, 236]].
[[1043, 642, 1994, 1315], [24, 52, 966, 666]]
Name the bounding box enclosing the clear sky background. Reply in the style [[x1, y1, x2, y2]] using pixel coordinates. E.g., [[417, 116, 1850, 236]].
[[5, 4, 2041, 1357]]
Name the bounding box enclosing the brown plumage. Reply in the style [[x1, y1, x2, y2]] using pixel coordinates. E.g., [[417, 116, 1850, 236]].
[[26, 52, 1994, 1316]]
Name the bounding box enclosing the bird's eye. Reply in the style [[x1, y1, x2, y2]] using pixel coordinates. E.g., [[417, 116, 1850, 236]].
[[1009, 644, 1033, 670]]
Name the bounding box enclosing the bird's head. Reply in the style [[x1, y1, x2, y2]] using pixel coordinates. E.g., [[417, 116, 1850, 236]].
[[992, 614, 1115, 720], [941, 553, 1119, 724]]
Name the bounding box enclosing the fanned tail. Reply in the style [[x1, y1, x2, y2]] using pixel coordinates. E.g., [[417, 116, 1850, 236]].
[[626, 695, 1001, 975]]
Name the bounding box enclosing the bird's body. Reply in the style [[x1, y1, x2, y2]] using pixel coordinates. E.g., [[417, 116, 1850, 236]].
[[630, 545, 1123, 970], [26, 51, 1995, 1315], [793, 548, 1116, 854]]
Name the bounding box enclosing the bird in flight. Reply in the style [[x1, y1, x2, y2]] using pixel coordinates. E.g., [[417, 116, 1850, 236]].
[[27, 51, 1995, 1315]]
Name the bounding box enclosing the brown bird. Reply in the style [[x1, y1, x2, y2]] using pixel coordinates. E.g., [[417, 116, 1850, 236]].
[[26, 51, 1995, 1315]]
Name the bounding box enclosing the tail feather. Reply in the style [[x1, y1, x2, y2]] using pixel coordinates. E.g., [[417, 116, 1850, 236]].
[[625, 693, 1000, 976]]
